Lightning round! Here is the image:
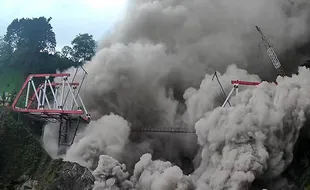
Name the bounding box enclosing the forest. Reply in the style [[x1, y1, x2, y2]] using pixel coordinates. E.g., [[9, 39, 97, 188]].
[[0, 16, 96, 105]]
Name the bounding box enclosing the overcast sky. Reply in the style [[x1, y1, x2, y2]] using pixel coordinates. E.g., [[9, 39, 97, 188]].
[[0, 0, 128, 49]]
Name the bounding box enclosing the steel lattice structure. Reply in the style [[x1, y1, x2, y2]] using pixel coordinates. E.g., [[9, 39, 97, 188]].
[[11, 68, 90, 146], [131, 127, 196, 133], [255, 26, 286, 76]]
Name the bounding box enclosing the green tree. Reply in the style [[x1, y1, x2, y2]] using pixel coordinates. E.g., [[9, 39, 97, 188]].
[[4, 17, 56, 53], [71, 33, 96, 62], [0, 17, 89, 93], [60, 45, 73, 58], [0, 17, 83, 99], [0, 36, 11, 62], [2, 17, 60, 73], [0, 36, 6, 56]]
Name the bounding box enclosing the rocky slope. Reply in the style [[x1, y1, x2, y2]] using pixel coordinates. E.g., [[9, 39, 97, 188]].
[[0, 108, 94, 190]]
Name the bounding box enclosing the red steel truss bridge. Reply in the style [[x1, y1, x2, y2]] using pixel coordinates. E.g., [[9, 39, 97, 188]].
[[11, 67, 90, 146]]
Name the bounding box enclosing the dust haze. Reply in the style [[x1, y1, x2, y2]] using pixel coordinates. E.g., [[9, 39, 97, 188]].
[[41, 0, 310, 189]]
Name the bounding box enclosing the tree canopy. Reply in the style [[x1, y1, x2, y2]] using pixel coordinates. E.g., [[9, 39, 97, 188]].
[[59, 33, 96, 65], [0, 36, 11, 62], [71, 33, 96, 62], [0, 16, 97, 96], [0, 17, 80, 74], [4, 17, 56, 53], [61, 45, 73, 58]]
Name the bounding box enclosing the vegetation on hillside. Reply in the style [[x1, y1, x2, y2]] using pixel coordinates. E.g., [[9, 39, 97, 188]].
[[0, 108, 94, 189], [0, 16, 97, 96]]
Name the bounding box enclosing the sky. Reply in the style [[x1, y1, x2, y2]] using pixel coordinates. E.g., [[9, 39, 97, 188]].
[[0, 0, 128, 49]]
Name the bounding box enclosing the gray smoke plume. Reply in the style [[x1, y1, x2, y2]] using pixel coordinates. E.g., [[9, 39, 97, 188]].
[[87, 65, 310, 190], [64, 114, 131, 169], [92, 155, 133, 189], [43, 122, 60, 158], [62, 66, 310, 190], [183, 64, 261, 127], [73, 0, 310, 133], [192, 67, 310, 189], [41, 0, 310, 189], [102, 0, 310, 80], [130, 153, 195, 190], [92, 153, 195, 190]]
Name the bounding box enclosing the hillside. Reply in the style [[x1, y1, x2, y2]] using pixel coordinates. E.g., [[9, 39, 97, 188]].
[[0, 66, 25, 95], [0, 108, 94, 190]]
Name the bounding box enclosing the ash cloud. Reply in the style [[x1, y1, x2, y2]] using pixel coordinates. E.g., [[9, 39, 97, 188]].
[[42, 0, 310, 189], [192, 67, 310, 189], [78, 0, 310, 128], [102, 0, 310, 80], [64, 114, 131, 169]]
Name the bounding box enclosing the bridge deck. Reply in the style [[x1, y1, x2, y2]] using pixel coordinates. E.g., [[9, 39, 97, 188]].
[[131, 127, 196, 133]]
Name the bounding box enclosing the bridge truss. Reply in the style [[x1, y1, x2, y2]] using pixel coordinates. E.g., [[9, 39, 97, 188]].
[[11, 67, 90, 146]]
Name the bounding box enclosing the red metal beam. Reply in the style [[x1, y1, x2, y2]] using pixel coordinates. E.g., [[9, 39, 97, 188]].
[[50, 82, 79, 86], [29, 73, 70, 78], [12, 108, 84, 114], [26, 82, 80, 109], [231, 80, 261, 86], [27, 84, 42, 109], [11, 75, 32, 110], [11, 73, 76, 110], [231, 80, 278, 86]]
